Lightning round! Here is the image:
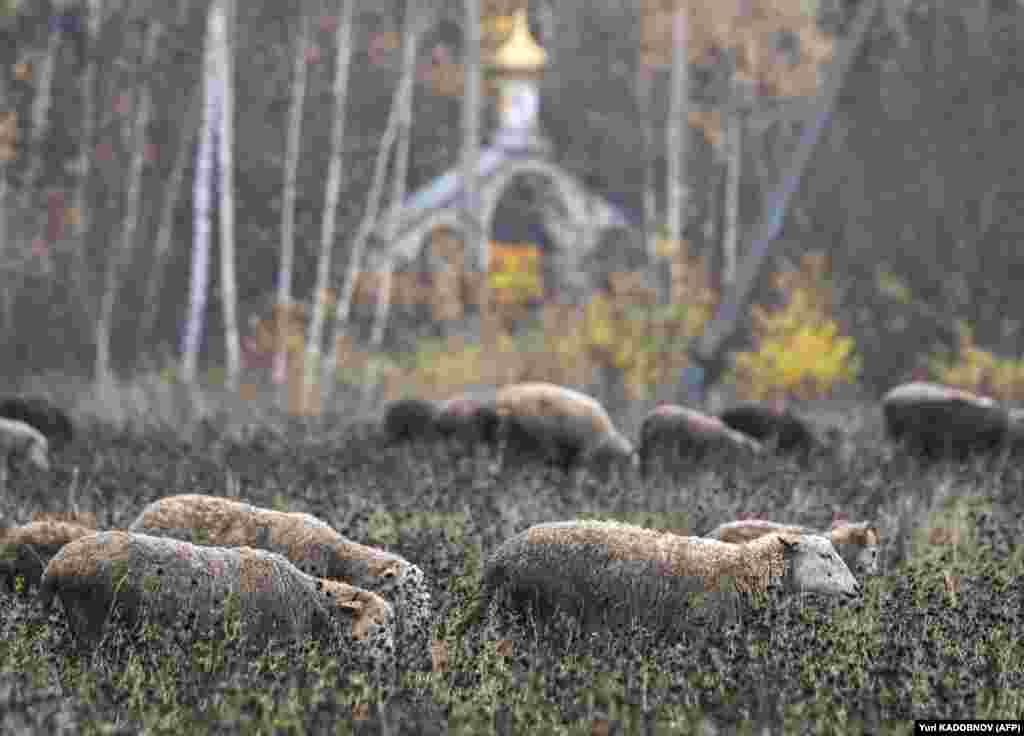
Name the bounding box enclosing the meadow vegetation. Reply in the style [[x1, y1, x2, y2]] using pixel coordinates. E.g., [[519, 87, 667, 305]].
[[1, 378, 1023, 734]]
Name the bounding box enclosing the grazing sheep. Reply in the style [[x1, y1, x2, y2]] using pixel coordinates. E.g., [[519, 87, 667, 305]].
[[882, 382, 1008, 460], [38, 531, 395, 664], [0, 395, 74, 449], [481, 519, 862, 636], [637, 404, 762, 479], [0, 417, 51, 474], [494, 382, 637, 481], [434, 392, 501, 454], [381, 398, 441, 446], [705, 519, 881, 576], [0, 519, 97, 592], [718, 403, 822, 457], [129, 494, 431, 665], [31, 510, 98, 528]]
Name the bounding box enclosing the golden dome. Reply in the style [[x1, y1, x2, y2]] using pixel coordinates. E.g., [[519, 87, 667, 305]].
[[491, 8, 547, 73]]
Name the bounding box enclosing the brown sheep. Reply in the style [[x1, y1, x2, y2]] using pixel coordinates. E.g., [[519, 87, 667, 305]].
[[481, 519, 862, 637], [433, 392, 502, 454], [882, 382, 1009, 460], [381, 398, 442, 446], [128, 494, 431, 665], [38, 531, 394, 664], [637, 404, 762, 479], [0, 519, 97, 592], [705, 519, 881, 576], [494, 382, 637, 481], [718, 403, 824, 458]]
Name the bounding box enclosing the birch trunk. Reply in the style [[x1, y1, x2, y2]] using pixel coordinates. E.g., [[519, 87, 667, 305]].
[[274, 6, 311, 409], [19, 29, 60, 213], [138, 84, 201, 348], [301, 0, 354, 415], [94, 20, 162, 386], [638, 79, 657, 282], [362, 0, 422, 409], [217, 0, 241, 393], [69, 0, 104, 330], [721, 100, 742, 288], [182, 0, 224, 385], [666, 9, 689, 294], [321, 87, 402, 397], [461, 0, 484, 338]]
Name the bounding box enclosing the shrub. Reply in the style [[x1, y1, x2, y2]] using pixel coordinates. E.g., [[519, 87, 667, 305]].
[[928, 321, 1024, 401], [732, 252, 861, 401]]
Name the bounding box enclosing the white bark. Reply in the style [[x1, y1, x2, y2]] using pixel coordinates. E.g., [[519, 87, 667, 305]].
[[274, 6, 311, 406], [367, 2, 421, 350], [302, 0, 354, 414], [19, 30, 60, 213], [182, 0, 224, 385], [95, 20, 162, 385], [217, 0, 241, 393], [69, 0, 104, 329], [722, 101, 742, 288], [666, 9, 689, 292]]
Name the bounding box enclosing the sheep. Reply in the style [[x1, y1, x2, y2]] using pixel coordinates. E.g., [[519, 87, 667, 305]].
[[481, 519, 862, 637], [705, 519, 881, 576], [0, 395, 74, 450], [718, 403, 823, 458], [0, 519, 97, 592], [0, 418, 51, 487], [637, 404, 762, 479], [493, 382, 637, 482], [128, 494, 431, 666], [381, 397, 441, 447], [433, 392, 501, 455], [38, 531, 395, 665], [882, 381, 1008, 460]]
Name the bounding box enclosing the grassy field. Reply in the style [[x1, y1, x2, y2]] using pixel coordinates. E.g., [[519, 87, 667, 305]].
[[1, 394, 1022, 735]]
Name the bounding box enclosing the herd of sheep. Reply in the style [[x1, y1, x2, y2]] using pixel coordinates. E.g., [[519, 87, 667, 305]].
[[0, 379, 1018, 672]]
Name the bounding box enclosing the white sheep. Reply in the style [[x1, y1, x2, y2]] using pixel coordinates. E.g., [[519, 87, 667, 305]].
[[128, 494, 431, 667], [705, 519, 881, 576], [481, 519, 862, 636], [39, 530, 395, 666]]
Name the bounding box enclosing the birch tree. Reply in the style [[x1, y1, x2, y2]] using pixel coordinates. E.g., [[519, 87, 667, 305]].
[[182, 0, 225, 385], [94, 18, 162, 386], [321, 86, 402, 397], [721, 91, 743, 288], [19, 25, 61, 214], [217, 0, 241, 393], [665, 9, 689, 294], [362, 0, 423, 409], [69, 0, 104, 330], [301, 0, 354, 415], [461, 0, 484, 338], [273, 5, 311, 409]]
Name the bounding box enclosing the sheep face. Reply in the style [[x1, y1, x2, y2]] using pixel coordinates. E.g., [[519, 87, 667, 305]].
[[781, 534, 861, 600], [830, 522, 881, 576]]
